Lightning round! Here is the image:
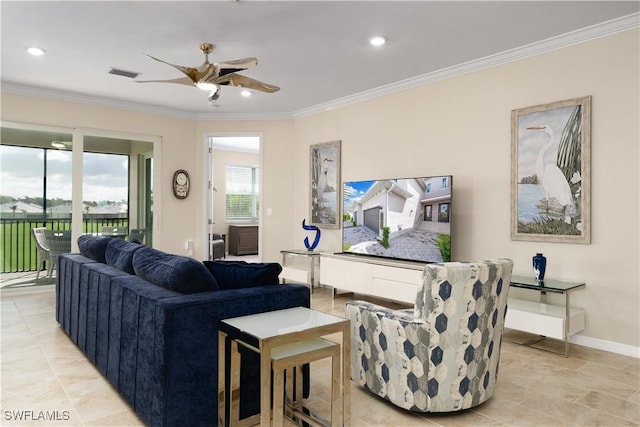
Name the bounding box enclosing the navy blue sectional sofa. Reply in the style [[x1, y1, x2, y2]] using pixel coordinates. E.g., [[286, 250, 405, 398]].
[[56, 236, 310, 427]]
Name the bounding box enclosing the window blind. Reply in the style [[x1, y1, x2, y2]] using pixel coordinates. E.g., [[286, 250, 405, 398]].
[[226, 164, 259, 221]]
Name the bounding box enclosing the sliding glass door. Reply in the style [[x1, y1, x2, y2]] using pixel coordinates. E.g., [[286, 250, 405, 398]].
[[0, 125, 74, 272], [1, 122, 158, 273]]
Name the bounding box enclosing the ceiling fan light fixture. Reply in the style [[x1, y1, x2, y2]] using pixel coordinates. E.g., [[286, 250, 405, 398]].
[[196, 82, 217, 91], [241, 90, 251, 98], [139, 42, 280, 103], [369, 35, 387, 47], [26, 46, 45, 56], [51, 141, 71, 149]]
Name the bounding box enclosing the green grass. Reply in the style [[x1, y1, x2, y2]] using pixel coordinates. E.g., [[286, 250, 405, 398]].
[[1, 219, 128, 272]]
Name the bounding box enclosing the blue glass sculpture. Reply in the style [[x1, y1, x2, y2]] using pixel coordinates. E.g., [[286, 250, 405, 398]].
[[302, 219, 321, 251]]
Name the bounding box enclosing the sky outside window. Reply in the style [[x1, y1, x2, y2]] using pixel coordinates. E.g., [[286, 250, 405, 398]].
[[0, 145, 128, 203]]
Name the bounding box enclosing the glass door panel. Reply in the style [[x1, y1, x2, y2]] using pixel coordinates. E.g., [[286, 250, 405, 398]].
[[0, 125, 73, 273]]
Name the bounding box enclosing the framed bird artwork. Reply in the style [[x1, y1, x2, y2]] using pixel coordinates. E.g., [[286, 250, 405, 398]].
[[309, 140, 341, 229], [511, 96, 591, 244]]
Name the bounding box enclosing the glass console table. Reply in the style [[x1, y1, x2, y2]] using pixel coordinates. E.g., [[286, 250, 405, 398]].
[[280, 249, 323, 293], [505, 275, 586, 357]]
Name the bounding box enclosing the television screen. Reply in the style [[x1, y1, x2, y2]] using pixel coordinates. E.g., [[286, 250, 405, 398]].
[[342, 175, 452, 264]]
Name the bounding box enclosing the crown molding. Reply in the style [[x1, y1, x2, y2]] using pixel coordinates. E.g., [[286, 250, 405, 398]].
[[0, 81, 295, 121], [293, 12, 640, 118], [194, 111, 294, 121], [2, 12, 638, 121], [1, 82, 199, 120]]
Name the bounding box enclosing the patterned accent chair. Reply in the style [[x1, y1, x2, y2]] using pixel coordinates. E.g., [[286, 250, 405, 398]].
[[346, 259, 513, 413]]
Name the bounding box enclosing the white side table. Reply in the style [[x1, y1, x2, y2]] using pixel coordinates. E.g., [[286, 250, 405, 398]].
[[219, 307, 350, 426]]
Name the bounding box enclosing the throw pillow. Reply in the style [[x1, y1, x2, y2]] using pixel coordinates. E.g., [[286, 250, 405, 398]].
[[105, 238, 143, 274], [133, 247, 218, 294], [78, 235, 113, 263], [202, 260, 282, 290]]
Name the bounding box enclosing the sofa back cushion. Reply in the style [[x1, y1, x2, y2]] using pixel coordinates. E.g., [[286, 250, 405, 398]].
[[105, 239, 143, 274], [78, 235, 113, 263], [133, 247, 218, 294], [203, 260, 282, 290]]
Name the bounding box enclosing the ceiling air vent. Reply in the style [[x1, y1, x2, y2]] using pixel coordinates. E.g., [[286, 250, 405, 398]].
[[108, 67, 140, 79]]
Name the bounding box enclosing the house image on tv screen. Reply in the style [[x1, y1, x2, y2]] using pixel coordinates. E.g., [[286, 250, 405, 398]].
[[342, 175, 452, 263]]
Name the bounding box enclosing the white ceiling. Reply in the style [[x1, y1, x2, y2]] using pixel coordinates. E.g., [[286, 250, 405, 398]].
[[2, 1, 638, 120]]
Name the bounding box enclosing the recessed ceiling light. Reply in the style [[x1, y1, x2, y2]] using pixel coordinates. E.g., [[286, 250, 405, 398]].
[[369, 36, 387, 47], [26, 46, 45, 56], [241, 90, 251, 98]]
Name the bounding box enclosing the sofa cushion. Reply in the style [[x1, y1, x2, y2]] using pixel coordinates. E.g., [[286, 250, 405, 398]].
[[78, 235, 113, 263], [105, 239, 143, 274], [203, 260, 282, 290], [133, 247, 218, 294]]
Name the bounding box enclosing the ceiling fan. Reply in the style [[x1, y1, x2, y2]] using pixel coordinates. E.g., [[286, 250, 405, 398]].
[[136, 43, 280, 103]]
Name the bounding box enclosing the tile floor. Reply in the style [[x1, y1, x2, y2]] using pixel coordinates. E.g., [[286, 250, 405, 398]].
[[1, 278, 639, 426]]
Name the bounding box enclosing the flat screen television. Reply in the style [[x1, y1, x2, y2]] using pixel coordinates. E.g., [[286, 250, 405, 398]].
[[342, 175, 452, 264]]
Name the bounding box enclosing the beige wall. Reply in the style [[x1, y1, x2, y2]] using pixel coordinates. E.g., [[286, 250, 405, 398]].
[[2, 29, 638, 351], [290, 29, 639, 351]]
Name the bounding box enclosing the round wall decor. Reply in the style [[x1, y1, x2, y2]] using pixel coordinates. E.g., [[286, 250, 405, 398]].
[[173, 169, 190, 199]]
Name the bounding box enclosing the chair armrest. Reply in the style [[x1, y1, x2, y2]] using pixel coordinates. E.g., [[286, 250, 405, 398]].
[[346, 300, 419, 325], [346, 300, 431, 411]]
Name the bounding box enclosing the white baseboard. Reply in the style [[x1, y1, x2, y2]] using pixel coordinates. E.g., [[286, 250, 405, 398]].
[[570, 334, 640, 358]]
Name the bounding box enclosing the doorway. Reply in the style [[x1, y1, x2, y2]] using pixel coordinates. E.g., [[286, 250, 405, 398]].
[[206, 135, 261, 261]]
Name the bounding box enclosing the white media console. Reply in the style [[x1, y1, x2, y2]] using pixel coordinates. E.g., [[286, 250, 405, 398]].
[[319, 254, 585, 356], [319, 253, 423, 304]]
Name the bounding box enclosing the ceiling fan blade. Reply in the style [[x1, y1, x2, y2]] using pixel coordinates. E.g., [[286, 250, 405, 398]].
[[216, 58, 258, 77], [218, 73, 280, 93], [144, 54, 199, 83], [135, 77, 195, 87]]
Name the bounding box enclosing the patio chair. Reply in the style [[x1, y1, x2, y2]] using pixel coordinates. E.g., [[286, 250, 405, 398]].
[[43, 230, 72, 278], [128, 228, 146, 244], [101, 226, 126, 238], [31, 227, 50, 279]]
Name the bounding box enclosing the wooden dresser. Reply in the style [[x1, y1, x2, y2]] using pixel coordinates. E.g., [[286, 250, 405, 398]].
[[228, 224, 259, 255]]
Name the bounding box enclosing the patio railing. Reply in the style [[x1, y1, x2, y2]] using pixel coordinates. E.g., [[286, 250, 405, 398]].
[[0, 217, 128, 273]]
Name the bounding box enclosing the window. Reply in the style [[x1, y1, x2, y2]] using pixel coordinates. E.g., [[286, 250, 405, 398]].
[[441, 177, 448, 189], [226, 164, 259, 221], [424, 205, 432, 221], [438, 202, 450, 223]]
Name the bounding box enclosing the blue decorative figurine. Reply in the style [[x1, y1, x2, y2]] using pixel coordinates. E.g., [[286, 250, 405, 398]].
[[302, 219, 321, 251], [532, 253, 547, 282]]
